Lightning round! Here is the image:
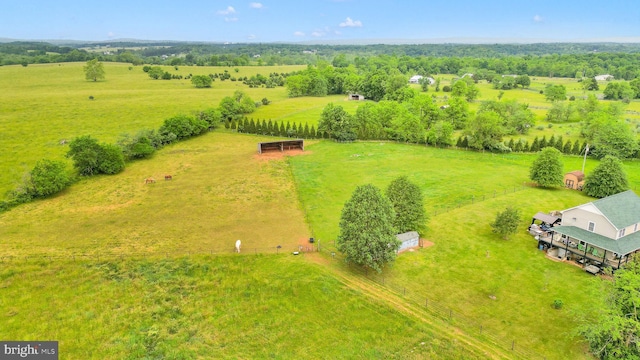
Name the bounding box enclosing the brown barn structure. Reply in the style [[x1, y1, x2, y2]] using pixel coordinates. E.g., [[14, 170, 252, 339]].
[[258, 139, 304, 154], [564, 170, 585, 190]]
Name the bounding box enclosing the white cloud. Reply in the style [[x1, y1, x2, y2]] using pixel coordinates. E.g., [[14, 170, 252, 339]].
[[250, 2, 263, 9], [107, 31, 115, 38], [294, 31, 305, 37], [311, 31, 324, 37], [533, 15, 543, 23], [248, 34, 256, 39], [339, 17, 362, 27], [218, 6, 236, 15], [225, 17, 239, 22]]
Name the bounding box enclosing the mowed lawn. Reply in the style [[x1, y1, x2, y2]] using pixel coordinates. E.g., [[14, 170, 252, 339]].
[[0, 255, 488, 359], [289, 140, 640, 359], [0, 62, 305, 196], [0, 132, 310, 257]]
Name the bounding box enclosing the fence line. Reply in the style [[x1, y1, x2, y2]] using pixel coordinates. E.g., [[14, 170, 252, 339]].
[[322, 249, 548, 360], [0, 245, 316, 264]]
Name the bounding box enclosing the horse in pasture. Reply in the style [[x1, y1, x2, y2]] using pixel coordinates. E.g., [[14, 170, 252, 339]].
[[165, 175, 172, 180], [235, 239, 242, 253], [145, 178, 156, 184]]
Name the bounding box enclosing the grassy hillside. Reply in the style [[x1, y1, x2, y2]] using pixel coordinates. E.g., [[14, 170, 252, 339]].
[[0, 255, 494, 359], [0, 62, 304, 195], [289, 140, 640, 359], [0, 132, 310, 257]]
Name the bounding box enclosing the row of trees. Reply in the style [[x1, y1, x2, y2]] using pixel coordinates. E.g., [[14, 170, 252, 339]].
[[337, 177, 426, 273], [529, 147, 629, 198], [8, 41, 640, 81], [316, 93, 535, 151]]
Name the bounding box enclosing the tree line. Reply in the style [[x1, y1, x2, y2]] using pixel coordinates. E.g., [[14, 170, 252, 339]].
[[3, 41, 640, 81]]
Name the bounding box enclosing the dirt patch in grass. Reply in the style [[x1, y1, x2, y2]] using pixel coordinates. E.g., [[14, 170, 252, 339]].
[[254, 149, 310, 161], [421, 239, 435, 248]]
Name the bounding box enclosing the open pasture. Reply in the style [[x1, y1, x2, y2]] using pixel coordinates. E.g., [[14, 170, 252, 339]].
[[0, 255, 490, 359], [0, 132, 310, 257], [289, 140, 640, 358], [0, 62, 304, 195]]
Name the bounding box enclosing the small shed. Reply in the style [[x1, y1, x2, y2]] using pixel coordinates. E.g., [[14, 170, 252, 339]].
[[348, 94, 365, 101], [258, 139, 304, 154], [564, 170, 585, 190], [396, 231, 419, 252]]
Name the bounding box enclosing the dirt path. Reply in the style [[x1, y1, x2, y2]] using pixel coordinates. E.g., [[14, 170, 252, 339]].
[[304, 252, 522, 359]]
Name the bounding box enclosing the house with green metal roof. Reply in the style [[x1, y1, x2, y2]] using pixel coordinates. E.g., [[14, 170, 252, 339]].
[[541, 190, 640, 270]]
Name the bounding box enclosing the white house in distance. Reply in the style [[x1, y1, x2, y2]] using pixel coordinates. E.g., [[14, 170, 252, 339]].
[[409, 75, 435, 85], [594, 74, 614, 81], [537, 190, 640, 271]]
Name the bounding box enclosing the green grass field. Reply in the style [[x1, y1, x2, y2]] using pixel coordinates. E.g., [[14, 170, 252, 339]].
[[0, 132, 310, 257], [4, 62, 640, 358], [289, 140, 640, 359], [0, 255, 494, 359]]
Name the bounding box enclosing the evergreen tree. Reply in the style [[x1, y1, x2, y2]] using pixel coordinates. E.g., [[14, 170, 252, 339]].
[[530, 137, 540, 152], [460, 136, 469, 148], [554, 135, 564, 152], [529, 147, 564, 187], [563, 139, 573, 154], [514, 139, 523, 152], [279, 122, 286, 136], [539, 135, 548, 149], [507, 138, 515, 150], [230, 119, 237, 130], [267, 120, 274, 135], [572, 139, 582, 155], [261, 120, 268, 135], [310, 125, 317, 139], [583, 156, 629, 198], [248, 119, 256, 133], [523, 140, 530, 152], [548, 135, 556, 150], [337, 184, 400, 273], [303, 123, 310, 138], [456, 135, 464, 147]]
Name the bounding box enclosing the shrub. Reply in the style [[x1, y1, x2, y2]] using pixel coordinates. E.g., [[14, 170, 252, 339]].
[[552, 299, 563, 310]]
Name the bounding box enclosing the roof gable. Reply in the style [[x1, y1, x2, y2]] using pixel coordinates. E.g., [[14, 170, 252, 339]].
[[592, 190, 640, 229]]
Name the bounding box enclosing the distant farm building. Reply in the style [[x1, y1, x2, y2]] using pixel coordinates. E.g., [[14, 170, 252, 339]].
[[348, 94, 365, 101], [258, 139, 304, 154], [409, 75, 423, 84], [409, 75, 435, 85], [397, 231, 420, 252], [564, 171, 585, 190], [595, 74, 614, 81]]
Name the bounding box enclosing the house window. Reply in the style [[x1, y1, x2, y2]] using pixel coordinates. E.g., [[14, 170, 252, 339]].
[[619, 228, 626, 238], [588, 222, 595, 232]]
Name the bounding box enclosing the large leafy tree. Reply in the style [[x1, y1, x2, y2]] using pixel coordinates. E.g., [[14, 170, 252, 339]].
[[318, 103, 356, 141], [580, 255, 640, 359], [337, 184, 400, 273], [583, 156, 629, 198], [67, 135, 102, 176], [464, 110, 505, 151], [83, 58, 105, 82], [385, 176, 427, 234], [490, 207, 521, 240], [529, 147, 564, 187], [544, 84, 567, 102]]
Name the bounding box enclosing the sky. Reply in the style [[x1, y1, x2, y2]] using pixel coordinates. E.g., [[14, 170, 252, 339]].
[[2, 0, 639, 43]]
